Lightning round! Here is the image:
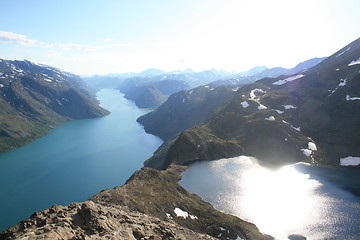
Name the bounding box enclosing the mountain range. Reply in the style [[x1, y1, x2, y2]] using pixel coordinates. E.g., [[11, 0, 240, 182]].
[[84, 58, 325, 109], [139, 38, 360, 169], [2, 37, 359, 240], [0, 59, 108, 153]]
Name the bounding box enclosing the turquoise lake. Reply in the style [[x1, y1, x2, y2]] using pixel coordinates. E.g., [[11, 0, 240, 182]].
[[0, 89, 162, 231]]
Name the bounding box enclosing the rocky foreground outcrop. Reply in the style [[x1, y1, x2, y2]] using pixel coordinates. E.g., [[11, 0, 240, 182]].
[[0, 165, 271, 240]]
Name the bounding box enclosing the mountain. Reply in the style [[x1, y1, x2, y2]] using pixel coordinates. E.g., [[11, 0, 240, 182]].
[[0, 59, 109, 153], [238, 65, 268, 76], [120, 79, 191, 108], [136, 68, 167, 77], [83, 69, 166, 89], [211, 57, 326, 86], [0, 166, 271, 240], [83, 74, 134, 89], [138, 85, 238, 141], [140, 38, 360, 169], [119, 68, 235, 89]]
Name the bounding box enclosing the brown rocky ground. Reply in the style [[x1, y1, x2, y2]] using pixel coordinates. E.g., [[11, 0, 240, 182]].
[[0, 165, 271, 240]]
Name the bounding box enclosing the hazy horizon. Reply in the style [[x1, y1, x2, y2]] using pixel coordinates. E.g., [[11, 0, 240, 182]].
[[1, 0, 359, 75]]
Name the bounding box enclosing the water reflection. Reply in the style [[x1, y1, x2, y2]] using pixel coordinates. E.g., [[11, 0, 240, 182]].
[[180, 156, 360, 240]]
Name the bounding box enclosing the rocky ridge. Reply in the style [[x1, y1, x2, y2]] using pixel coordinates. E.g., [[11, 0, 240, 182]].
[[0, 166, 271, 240]]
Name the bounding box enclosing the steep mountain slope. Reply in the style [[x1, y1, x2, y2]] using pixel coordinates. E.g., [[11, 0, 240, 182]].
[[143, 38, 360, 169], [138, 85, 238, 141], [0, 59, 108, 153], [1, 166, 271, 240], [120, 79, 191, 108]]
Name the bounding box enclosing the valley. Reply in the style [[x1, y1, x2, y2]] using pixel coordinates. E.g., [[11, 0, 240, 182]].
[[0, 37, 359, 240]]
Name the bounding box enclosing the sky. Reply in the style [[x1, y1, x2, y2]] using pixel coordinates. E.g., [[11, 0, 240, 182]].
[[0, 0, 359, 75]]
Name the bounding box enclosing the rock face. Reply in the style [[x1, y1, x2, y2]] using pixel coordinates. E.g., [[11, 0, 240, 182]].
[[0, 166, 271, 240], [0, 59, 109, 153], [142, 38, 360, 169]]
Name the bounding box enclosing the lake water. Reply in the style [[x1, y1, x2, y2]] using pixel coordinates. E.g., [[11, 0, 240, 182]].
[[0, 88, 162, 231], [180, 156, 360, 240]]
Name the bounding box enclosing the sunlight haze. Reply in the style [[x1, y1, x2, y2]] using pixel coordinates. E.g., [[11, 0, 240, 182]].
[[1, 0, 359, 75]]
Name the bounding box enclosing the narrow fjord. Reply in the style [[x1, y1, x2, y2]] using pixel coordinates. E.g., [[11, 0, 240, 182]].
[[0, 89, 162, 231]]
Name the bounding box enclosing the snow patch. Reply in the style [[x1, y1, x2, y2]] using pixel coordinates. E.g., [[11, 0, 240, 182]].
[[308, 142, 317, 151], [301, 149, 312, 157], [235, 236, 245, 240], [165, 213, 173, 219], [173, 208, 197, 220], [336, 47, 351, 57], [174, 208, 188, 218], [265, 116, 275, 121], [338, 78, 347, 87], [272, 74, 304, 85], [189, 89, 194, 94], [282, 120, 300, 131], [292, 126, 301, 131], [348, 58, 360, 66], [329, 79, 347, 96], [340, 156, 360, 166], [241, 101, 249, 108], [0, 84, 4, 88], [250, 88, 265, 100], [301, 142, 317, 157], [232, 86, 240, 92], [346, 95, 360, 101], [283, 105, 297, 110], [275, 110, 284, 114], [44, 79, 52, 82], [258, 104, 267, 110], [204, 85, 210, 88]]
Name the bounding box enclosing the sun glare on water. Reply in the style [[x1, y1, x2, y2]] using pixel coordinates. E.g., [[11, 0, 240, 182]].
[[180, 156, 336, 240], [235, 164, 323, 239]]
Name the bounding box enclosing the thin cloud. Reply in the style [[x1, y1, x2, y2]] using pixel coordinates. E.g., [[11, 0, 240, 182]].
[[49, 43, 100, 51], [0, 31, 37, 46], [0, 30, 99, 51], [103, 38, 115, 43]]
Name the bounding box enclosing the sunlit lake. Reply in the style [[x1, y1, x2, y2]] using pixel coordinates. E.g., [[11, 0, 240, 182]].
[[180, 156, 360, 240]]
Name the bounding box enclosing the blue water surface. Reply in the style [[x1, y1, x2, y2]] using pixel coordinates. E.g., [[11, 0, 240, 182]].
[[0, 89, 162, 231]]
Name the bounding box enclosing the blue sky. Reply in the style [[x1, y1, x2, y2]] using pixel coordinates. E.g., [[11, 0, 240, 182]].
[[1, 0, 360, 75]]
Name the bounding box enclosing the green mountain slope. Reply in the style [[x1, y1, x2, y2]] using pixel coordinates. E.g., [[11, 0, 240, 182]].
[[0, 59, 109, 153], [138, 85, 238, 141], [142, 37, 360, 169], [120, 79, 190, 108]]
